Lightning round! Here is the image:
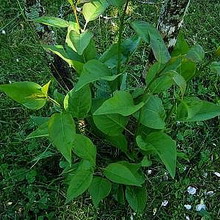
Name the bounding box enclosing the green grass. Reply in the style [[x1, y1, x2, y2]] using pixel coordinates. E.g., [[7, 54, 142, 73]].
[[0, 0, 220, 219]]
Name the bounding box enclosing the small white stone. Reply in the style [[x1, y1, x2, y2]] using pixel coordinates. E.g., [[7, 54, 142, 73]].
[[7, 202, 13, 205], [187, 186, 197, 195], [147, 169, 152, 175], [153, 208, 157, 215], [2, 30, 6, 35], [16, 58, 19, 62], [184, 204, 192, 210], [130, 215, 134, 220], [205, 191, 214, 196], [186, 216, 190, 220], [161, 200, 169, 207], [196, 203, 206, 212], [214, 172, 220, 177]]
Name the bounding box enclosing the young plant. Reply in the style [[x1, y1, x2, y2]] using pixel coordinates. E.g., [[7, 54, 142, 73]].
[[1, 0, 220, 213]]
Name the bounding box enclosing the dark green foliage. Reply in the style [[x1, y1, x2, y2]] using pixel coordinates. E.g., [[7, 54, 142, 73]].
[[1, 0, 220, 217]]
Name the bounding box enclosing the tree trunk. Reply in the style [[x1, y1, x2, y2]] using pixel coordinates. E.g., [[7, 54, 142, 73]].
[[144, 0, 191, 83], [157, 0, 191, 50]]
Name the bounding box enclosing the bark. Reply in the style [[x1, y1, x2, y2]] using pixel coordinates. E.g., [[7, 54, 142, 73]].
[[157, 0, 191, 50], [144, 0, 191, 83]]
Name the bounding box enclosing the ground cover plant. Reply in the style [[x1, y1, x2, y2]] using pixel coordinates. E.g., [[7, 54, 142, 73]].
[[0, 0, 220, 219]]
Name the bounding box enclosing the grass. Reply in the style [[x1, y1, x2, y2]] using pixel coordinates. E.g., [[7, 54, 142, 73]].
[[0, 0, 220, 219]]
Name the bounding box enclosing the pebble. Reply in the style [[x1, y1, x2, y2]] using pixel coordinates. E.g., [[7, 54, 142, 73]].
[[187, 186, 197, 195], [147, 169, 152, 175], [161, 200, 169, 207], [196, 203, 206, 212], [214, 172, 220, 177], [205, 191, 215, 196], [184, 204, 192, 210]]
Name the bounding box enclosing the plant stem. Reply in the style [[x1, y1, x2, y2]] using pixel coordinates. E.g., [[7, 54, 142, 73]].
[[48, 96, 61, 107], [116, 0, 130, 85], [69, 0, 81, 30]]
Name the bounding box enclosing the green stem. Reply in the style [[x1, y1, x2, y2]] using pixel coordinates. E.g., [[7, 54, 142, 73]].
[[48, 96, 61, 107], [68, 0, 81, 30], [116, 0, 130, 88]]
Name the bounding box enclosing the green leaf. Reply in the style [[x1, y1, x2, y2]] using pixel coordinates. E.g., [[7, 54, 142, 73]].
[[146, 56, 184, 85], [82, 0, 109, 23], [94, 91, 144, 116], [43, 45, 70, 64], [93, 114, 128, 136], [171, 71, 187, 97], [148, 73, 173, 93], [210, 61, 220, 76], [136, 132, 176, 178], [215, 46, 220, 56], [48, 112, 76, 164], [88, 177, 112, 207], [141, 156, 152, 167], [64, 86, 92, 119], [177, 57, 196, 81], [26, 121, 49, 139], [107, 0, 126, 7], [172, 33, 190, 56], [30, 116, 50, 126], [186, 44, 205, 62], [131, 21, 150, 43], [73, 134, 96, 166], [66, 165, 93, 202], [125, 186, 147, 213], [43, 45, 83, 73], [106, 134, 128, 153], [131, 21, 171, 63], [53, 89, 65, 105], [104, 162, 145, 186], [100, 36, 141, 68], [146, 62, 163, 85], [99, 45, 125, 69], [74, 60, 120, 91], [177, 97, 220, 122], [70, 30, 93, 55], [134, 95, 166, 129], [0, 82, 47, 110], [148, 71, 186, 94], [66, 22, 80, 51], [83, 39, 98, 61], [34, 16, 69, 28], [113, 185, 125, 205]]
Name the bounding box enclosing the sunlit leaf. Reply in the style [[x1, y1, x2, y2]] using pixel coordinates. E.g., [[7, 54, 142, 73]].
[[83, 0, 109, 22], [0, 82, 47, 110], [94, 91, 144, 116], [34, 16, 69, 28]]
